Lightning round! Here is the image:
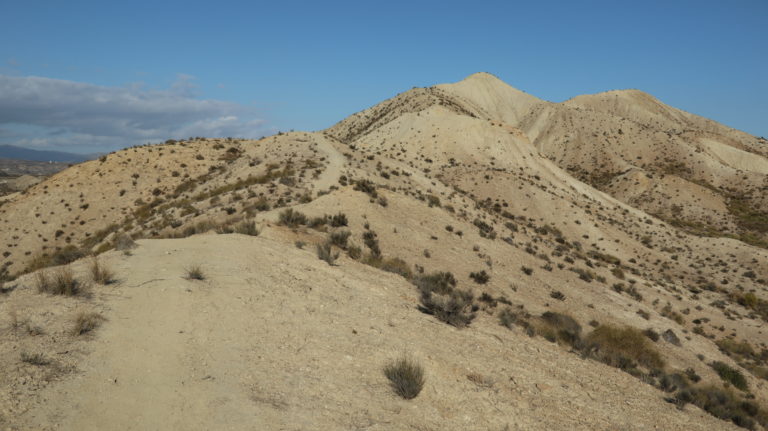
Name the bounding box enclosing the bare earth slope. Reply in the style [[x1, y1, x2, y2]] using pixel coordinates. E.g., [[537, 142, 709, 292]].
[[2, 73, 768, 430], [4, 234, 741, 430]]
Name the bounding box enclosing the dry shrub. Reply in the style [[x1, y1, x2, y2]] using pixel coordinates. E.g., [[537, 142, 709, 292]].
[[466, 372, 494, 388], [674, 385, 766, 430], [329, 230, 351, 249], [537, 311, 582, 346], [316, 241, 339, 265], [498, 306, 531, 330], [585, 324, 665, 370], [413, 271, 456, 295], [89, 257, 115, 285], [384, 355, 425, 399], [234, 220, 260, 236], [379, 257, 412, 279], [20, 351, 49, 366], [36, 266, 81, 296], [278, 208, 307, 228], [347, 244, 362, 260], [72, 311, 104, 335], [184, 265, 205, 280], [114, 234, 137, 251], [25, 245, 86, 273], [418, 288, 476, 328]]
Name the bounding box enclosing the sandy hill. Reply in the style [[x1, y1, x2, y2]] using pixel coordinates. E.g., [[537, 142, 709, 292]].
[[1, 73, 767, 430]]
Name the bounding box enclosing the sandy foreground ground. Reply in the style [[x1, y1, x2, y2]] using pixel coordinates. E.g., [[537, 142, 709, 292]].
[[3, 234, 738, 430]]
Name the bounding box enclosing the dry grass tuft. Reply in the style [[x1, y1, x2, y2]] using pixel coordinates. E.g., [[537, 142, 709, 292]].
[[384, 355, 425, 399], [89, 256, 115, 285], [585, 324, 665, 370], [20, 351, 49, 366], [72, 311, 104, 336], [184, 265, 205, 280], [234, 220, 260, 236], [36, 266, 81, 296]]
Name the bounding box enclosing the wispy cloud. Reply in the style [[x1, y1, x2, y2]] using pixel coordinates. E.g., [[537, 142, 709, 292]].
[[0, 74, 273, 153]]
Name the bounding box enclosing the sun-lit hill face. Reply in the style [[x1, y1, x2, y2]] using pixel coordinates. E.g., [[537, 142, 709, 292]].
[[2, 73, 768, 430], [0, 133, 344, 274], [435, 76, 768, 247]]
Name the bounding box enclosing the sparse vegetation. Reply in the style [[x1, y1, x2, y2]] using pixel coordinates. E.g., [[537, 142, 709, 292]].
[[234, 220, 260, 236], [278, 208, 308, 228], [72, 311, 104, 335], [418, 287, 476, 328], [384, 355, 425, 399], [329, 230, 352, 249], [329, 213, 348, 227], [20, 351, 49, 366], [316, 241, 339, 265], [710, 361, 749, 391], [347, 244, 362, 260], [585, 324, 665, 370], [469, 270, 489, 284], [539, 311, 581, 346], [673, 385, 765, 429], [89, 256, 115, 285], [184, 265, 205, 280], [36, 266, 81, 296]]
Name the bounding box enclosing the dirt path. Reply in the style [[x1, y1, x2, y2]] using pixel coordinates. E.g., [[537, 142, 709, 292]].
[[311, 135, 346, 193], [21, 242, 262, 430]]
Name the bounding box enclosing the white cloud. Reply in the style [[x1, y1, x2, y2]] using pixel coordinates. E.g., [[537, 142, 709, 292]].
[[0, 74, 273, 153]]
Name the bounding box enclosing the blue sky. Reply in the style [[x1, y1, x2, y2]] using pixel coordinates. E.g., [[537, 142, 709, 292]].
[[1, 0, 766, 153]]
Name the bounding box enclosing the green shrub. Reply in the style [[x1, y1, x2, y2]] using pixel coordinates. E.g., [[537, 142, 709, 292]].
[[711, 361, 749, 391]]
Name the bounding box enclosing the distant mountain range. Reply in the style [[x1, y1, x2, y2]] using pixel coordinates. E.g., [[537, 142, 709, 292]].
[[0, 144, 94, 163]]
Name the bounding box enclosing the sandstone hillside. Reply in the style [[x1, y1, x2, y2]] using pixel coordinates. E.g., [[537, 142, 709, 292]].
[[1, 73, 767, 430]]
